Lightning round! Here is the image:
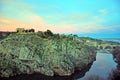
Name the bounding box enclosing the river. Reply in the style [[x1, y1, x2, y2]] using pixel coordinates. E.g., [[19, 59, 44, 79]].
[[79, 51, 117, 80]]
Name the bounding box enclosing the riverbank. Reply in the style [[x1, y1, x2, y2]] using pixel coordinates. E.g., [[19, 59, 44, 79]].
[[109, 46, 120, 80], [80, 52, 117, 80]]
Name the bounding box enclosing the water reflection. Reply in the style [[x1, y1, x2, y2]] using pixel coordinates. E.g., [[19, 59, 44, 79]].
[[108, 64, 120, 80], [79, 52, 117, 80]]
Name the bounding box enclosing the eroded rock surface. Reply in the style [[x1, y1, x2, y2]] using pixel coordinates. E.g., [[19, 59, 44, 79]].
[[111, 46, 120, 64], [0, 32, 96, 77]]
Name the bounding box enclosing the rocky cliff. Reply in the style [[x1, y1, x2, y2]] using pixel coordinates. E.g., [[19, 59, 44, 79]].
[[110, 46, 120, 79], [111, 46, 120, 64], [0, 31, 96, 77]]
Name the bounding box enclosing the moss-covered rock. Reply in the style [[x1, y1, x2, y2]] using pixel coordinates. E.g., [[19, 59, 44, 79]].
[[0, 32, 96, 77]]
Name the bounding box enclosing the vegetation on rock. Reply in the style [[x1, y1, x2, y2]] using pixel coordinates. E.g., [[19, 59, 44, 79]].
[[0, 30, 96, 77], [79, 37, 120, 50], [0, 29, 119, 77]]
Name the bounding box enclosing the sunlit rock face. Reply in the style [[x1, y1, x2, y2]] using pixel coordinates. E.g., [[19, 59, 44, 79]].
[[0, 31, 96, 77]]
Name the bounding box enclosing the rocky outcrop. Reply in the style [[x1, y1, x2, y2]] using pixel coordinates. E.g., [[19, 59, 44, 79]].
[[0, 62, 93, 80], [111, 46, 120, 64], [0, 32, 96, 77], [110, 46, 120, 79]]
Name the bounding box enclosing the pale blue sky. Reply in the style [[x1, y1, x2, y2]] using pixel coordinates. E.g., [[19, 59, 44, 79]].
[[0, 0, 120, 38]]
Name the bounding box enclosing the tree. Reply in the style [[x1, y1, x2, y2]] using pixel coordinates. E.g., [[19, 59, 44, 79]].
[[44, 30, 53, 36], [29, 29, 35, 32]]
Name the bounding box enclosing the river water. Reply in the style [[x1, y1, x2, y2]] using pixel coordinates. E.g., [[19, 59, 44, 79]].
[[79, 52, 117, 80]]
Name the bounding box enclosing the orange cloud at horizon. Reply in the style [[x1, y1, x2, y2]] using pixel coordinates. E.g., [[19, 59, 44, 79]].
[[0, 17, 76, 33], [0, 17, 44, 31], [1, 17, 113, 34], [1, 16, 111, 34]]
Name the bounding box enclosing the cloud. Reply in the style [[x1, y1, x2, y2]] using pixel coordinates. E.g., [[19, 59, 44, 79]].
[[17, 13, 46, 25], [36, 13, 118, 34], [0, 16, 46, 31], [0, 0, 46, 29], [0, 18, 12, 24], [0, 0, 56, 32], [0, 16, 77, 33], [63, 24, 109, 33], [47, 13, 106, 33], [98, 9, 108, 15], [0, 0, 35, 20], [0, 16, 119, 34]]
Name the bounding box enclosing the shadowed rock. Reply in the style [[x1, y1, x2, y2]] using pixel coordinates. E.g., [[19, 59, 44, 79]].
[[111, 46, 120, 64], [109, 46, 120, 80]]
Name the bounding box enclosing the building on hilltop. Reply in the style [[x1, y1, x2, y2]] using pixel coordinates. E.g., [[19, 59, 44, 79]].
[[16, 28, 25, 33], [16, 28, 35, 33]]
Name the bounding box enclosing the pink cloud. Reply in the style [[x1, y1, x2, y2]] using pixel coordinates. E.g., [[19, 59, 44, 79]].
[[0, 17, 44, 31], [0, 17, 77, 33]]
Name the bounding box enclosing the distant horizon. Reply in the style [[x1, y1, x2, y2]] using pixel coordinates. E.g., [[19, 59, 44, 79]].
[[0, 30, 120, 38]]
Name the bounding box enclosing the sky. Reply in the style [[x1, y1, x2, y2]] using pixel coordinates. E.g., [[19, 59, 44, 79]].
[[0, 0, 120, 38]]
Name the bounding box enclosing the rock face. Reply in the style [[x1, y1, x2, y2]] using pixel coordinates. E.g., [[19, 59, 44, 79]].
[[111, 46, 120, 64], [110, 46, 120, 79], [0, 32, 96, 77]]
